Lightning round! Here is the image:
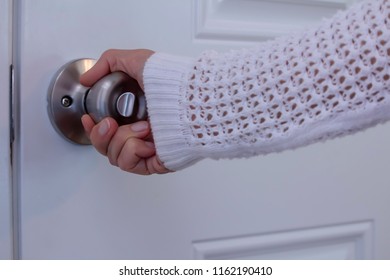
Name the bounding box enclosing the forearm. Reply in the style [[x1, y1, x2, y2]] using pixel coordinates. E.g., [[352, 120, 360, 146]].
[[144, 0, 390, 171]]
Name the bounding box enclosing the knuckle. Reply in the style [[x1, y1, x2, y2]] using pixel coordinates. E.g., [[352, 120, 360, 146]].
[[116, 138, 139, 172], [117, 162, 126, 172], [92, 142, 107, 156], [108, 156, 117, 167], [90, 140, 107, 156], [125, 137, 138, 150], [117, 158, 132, 172], [101, 49, 117, 58], [155, 162, 168, 174], [101, 49, 120, 70]]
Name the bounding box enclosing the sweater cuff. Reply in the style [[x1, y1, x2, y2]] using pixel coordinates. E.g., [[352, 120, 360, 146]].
[[143, 53, 201, 171]]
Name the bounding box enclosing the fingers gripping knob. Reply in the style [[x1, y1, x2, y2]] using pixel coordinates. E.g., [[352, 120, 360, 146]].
[[85, 71, 146, 125], [47, 59, 147, 145]]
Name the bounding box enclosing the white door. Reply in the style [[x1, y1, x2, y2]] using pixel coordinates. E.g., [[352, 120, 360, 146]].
[[11, 0, 390, 259]]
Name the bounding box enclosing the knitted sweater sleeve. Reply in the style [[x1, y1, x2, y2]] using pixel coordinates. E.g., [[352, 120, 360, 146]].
[[143, 0, 390, 171]]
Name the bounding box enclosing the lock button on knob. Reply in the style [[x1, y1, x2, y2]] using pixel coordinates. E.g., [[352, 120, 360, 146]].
[[117, 92, 136, 117]]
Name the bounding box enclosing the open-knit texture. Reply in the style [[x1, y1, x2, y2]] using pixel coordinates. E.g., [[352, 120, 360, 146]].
[[144, 0, 390, 171]]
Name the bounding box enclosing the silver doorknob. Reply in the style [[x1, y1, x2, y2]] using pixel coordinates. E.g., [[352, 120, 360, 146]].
[[48, 59, 147, 145]]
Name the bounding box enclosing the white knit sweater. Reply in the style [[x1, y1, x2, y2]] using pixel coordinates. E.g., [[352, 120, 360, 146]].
[[144, 0, 390, 171]]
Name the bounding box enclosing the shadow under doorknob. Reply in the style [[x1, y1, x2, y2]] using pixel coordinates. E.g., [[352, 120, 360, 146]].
[[47, 59, 147, 145]]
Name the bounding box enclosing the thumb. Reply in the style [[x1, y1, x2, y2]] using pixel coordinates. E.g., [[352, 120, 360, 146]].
[[90, 117, 119, 156]]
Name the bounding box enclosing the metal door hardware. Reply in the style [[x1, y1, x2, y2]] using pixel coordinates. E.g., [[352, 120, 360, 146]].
[[47, 59, 147, 145]]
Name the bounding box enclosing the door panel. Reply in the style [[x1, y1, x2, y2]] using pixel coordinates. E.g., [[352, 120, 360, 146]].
[[15, 0, 390, 259], [194, 0, 358, 42], [193, 221, 373, 259]]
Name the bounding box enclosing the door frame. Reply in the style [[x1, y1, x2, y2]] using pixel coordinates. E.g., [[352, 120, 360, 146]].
[[0, 0, 14, 260]]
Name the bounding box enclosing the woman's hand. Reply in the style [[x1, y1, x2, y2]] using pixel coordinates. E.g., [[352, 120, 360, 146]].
[[80, 49, 171, 175], [80, 49, 154, 89]]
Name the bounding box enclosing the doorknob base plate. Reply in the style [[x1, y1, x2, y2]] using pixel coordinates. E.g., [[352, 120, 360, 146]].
[[47, 59, 96, 145]]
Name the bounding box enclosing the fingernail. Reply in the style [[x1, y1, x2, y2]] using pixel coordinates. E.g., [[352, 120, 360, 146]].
[[131, 121, 149, 132], [81, 116, 87, 129], [98, 119, 110, 136]]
